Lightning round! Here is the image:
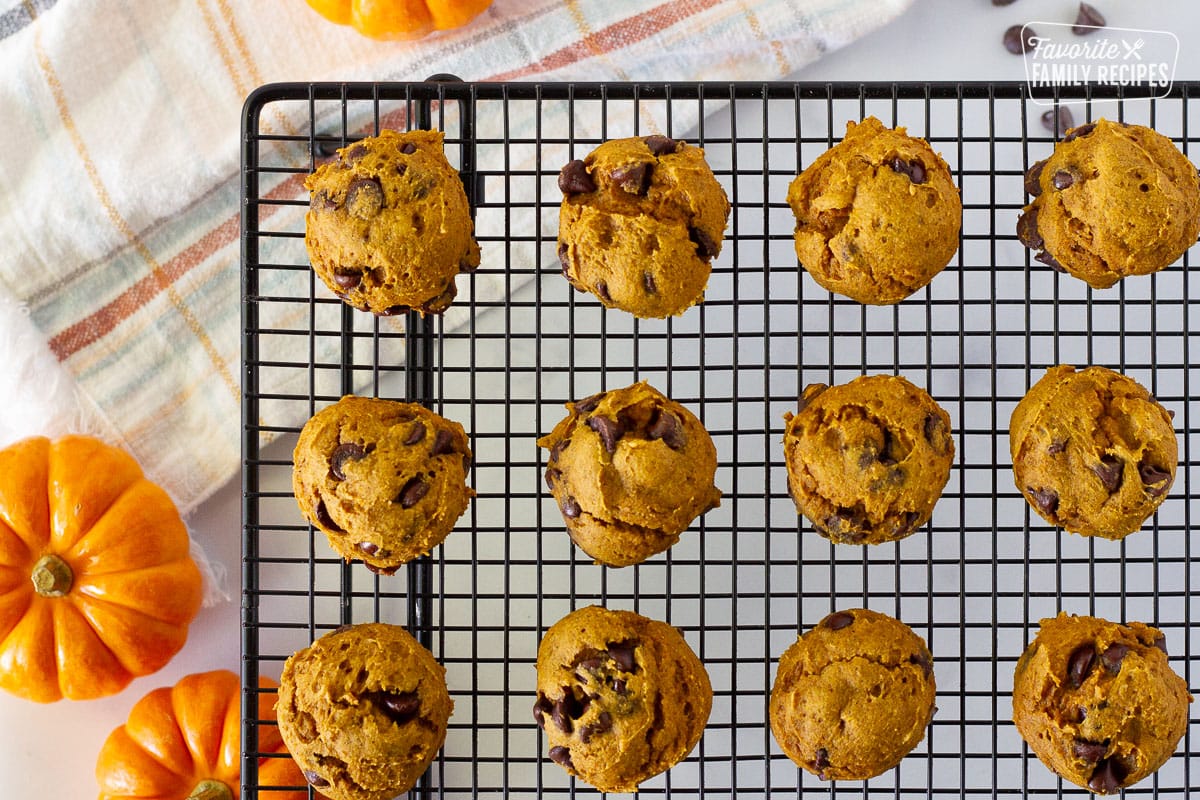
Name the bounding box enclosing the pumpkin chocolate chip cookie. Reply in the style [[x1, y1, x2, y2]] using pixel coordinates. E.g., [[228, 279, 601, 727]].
[[1018, 119, 1200, 289], [305, 129, 481, 315], [1010, 365, 1176, 539], [770, 608, 936, 781], [292, 395, 473, 573], [534, 606, 711, 793], [787, 116, 962, 304], [1013, 613, 1191, 794], [537, 381, 722, 567], [557, 135, 730, 318], [277, 623, 454, 800], [783, 375, 954, 545]]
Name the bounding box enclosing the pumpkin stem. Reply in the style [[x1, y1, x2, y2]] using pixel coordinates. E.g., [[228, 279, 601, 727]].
[[187, 779, 233, 800], [31, 554, 73, 597]]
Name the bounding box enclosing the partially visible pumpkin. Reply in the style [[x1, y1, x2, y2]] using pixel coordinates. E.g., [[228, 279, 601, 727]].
[[96, 670, 315, 800], [305, 0, 493, 40], [0, 435, 202, 702]]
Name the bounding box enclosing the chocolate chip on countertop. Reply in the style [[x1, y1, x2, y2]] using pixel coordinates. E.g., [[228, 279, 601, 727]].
[[588, 415, 624, 454], [647, 410, 686, 450], [611, 162, 651, 195], [1100, 642, 1129, 674], [1088, 757, 1127, 794], [1027, 487, 1060, 517], [561, 495, 582, 519], [644, 135, 678, 156], [607, 640, 639, 672], [1052, 170, 1076, 190], [1067, 644, 1097, 688], [403, 421, 427, 446], [548, 746, 574, 769], [396, 476, 430, 508], [346, 177, 384, 219], [329, 442, 370, 480], [558, 159, 596, 195], [823, 611, 855, 631], [370, 691, 421, 725], [1073, 3, 1106, 35], [1073, 740, 1108, 763], [431, 428, 456, 457], [889, 157, 927, 184], [314, 499, 343, 533], [1004, 24, 1036, 55], [1092, 454, 1123, 493], [690, 226, 719, 259], [1024, 160, 1046, 197], [303, 770, 330, 788], [1042, 106, 1076, 137]]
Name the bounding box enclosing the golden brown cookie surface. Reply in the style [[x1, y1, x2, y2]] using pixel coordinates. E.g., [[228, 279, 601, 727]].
[[769, 608, 936, 781], [1010, 365, 1176, 539], [787, 116, 961, 304], [534, 605, 712, 793], [1012, 613, 1191, 794], [783, 375, 954, 545], [537, 381, 721, 566], [292, 395, 473, 572], [277, 623, 454, 800], [305, 129, 480, 315], [557, 135, 730, 318], [1018, 119, 1200, 289]]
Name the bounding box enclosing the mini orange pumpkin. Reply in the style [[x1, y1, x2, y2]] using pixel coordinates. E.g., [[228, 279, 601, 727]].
[[96, 669, 314, 800], [0, 435, 202, 702], [305, 0, 493, 40]]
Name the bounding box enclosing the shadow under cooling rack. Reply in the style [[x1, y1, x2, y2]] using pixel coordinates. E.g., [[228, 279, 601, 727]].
[[240, 81, 1199, 799]]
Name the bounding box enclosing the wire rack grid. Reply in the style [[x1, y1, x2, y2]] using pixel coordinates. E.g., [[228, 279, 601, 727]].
[[240, 80, 1199, 799]]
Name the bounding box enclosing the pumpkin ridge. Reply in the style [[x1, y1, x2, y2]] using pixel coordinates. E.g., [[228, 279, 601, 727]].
[[69, 595, 190, 677], [73, 560, 203, 623]]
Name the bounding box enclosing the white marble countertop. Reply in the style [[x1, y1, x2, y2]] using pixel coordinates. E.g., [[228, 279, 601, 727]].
[[5, 1, 1200, 798]]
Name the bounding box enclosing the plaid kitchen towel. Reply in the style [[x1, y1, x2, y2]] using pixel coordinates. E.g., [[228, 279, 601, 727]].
[[0, 0, 914, 515]]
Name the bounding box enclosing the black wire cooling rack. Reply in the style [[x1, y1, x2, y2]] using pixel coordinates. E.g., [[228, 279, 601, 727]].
[[240, 80, 1199, 799]]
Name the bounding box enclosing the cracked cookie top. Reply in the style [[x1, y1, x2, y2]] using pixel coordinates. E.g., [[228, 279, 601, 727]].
[[1017, 119, 1200, 289], [557, 135, 730, 318], [1010, 365, 1176, 539], [277, 622, 454, 800], [1012, 613, 1191, 794], [292, 395, 474, 572], [783, 375, 954, 545], [787, 116, 961, 305], [305, 129, 481, 316], [537, 381, 721, 567], [534, 605, 712, 793], [769, 608, 936, 781]]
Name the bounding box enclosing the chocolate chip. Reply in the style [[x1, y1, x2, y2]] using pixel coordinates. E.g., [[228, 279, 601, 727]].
[[364, 562, 399, 576], [823, 611, 854, 631], [561, 495, 581, 519], [608, 640, 638, 672], [1138, 462, 1171, 496], [644, 135, 678, 156], [611, 162, 651, 195], [533, 693, 553, 729], [1048, 440, 1067, 455], [346, 177, 384, 220], [612, 679, 627, 694], [310, 189, 339, 212], [550, 700, 572, 734], [1067, 644, 1096, 688], [548, 746, 574, 769], [329, 443, 370, 480], [1073, 740, 1108, 762], [595, 280, 612, 304], [1073, 2, 1106, 35], [1100, 642, 1129, 674], [371, 691, 421, 724], [1053, 170, 1076, 190], [377, 304, 411, 316], [690, 226, 719, 259], [992, 0, 1018, 5], [558, 159, 596, 195], [356, 541, 379, 556], [1063, 122, 1097, 142], [396, 476, 429, 508], [332, 270, 362, 290], [404, 421, 426, 446], [1027, 486, 1060, 518], [588, 415, 624, 454], [1064, 705, 1087, 724], [549, 439, 570, 464], [643, 271, 657, 294], [339, 143, 367, 165], [1004, 24, 1036, 55], [574, 393, 604, 414], [922, 414, 948, 453], [557, 241, 571, 276], [1088, 757, 1127, 794], [1092, 454, 1123, 493], [1016, 208, 1044, 250], [1035, 250, 1067, 274], [1042, 107, 1076, 137], [314, 499, 343, 533], [431, 428, 456, 457], [544, 468, 560, 490], [579, 711, 613, 743], [1153, 634, 1168, 654], [400, 142, 417, 155], [814, 747, 830, 778], [1024, 160, 1045, 196], [303, 770, 330, 788], [572, 649, 605, 671], [909, 651, 933, 678], [889, 157, 927, 184], [647, 410, 685, 450], [395, 163, 407, 176]]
